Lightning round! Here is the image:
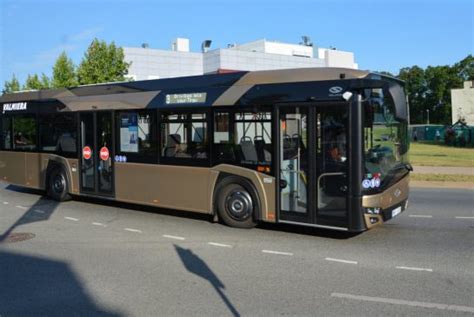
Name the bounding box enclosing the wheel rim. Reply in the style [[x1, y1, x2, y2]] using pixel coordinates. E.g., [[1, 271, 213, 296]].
[[53, 174, 65, 194], [225, 188, 253, 221]]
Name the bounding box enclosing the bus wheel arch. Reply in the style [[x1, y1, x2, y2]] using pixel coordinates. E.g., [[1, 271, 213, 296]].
[[46, 162, 71, 202], [214, 175, 260, 228]]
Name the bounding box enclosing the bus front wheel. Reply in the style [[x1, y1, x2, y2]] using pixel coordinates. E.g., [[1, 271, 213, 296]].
[[47, 167, 71, 202], [216, 178, 258, 229]]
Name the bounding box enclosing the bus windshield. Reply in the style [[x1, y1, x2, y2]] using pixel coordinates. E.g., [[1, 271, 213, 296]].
[[363, 87, 409, 192]]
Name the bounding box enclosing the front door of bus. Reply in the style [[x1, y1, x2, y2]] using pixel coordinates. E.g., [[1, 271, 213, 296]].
[[79, 112, 114, 197], [278, 104, 349, 228]]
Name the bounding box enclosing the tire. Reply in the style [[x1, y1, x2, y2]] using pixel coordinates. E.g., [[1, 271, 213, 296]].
[[47, 167, 71, 202], [215, 177, 258, 229]]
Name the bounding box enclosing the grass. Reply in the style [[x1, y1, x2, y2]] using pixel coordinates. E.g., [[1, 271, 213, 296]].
[[409, 142, 474, 167], [411, 173, 474, 182]]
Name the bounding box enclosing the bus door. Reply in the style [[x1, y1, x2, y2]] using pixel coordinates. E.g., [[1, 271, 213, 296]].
[[277, 104, 349, 229], [79, 112, 115, 197]]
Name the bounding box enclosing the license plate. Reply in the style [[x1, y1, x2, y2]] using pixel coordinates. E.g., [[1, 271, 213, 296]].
[[392, 206, 402, 218]]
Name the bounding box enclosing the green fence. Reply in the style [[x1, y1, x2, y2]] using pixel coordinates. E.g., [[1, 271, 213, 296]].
[[410, 124, 474, 147]]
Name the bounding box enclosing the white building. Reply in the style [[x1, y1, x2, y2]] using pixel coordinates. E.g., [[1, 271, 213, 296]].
[[451, 81, 474, 125], [124, 38, 358, 81]]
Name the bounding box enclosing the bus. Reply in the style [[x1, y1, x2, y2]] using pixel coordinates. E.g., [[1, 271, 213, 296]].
[[0, 67, 411, 232]]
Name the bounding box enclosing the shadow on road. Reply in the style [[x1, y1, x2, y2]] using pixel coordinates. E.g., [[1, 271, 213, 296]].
[[0, 250, 122, 316], [174, 245, 240, 317], [0, 186, 60, 243], [2, 185, 359, 240], [256, 222, 361, 240]]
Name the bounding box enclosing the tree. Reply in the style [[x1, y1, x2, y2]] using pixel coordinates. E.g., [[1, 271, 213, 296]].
[[398, 66, 426, 124], [77, 38, 130, 85], [23, 73, 51, 90], [2, 74, 21, 94], [23, 74, 43, 90], [52, 51, 77, 88], [40, 73, 51, 89], [453, 55, 474, 81]]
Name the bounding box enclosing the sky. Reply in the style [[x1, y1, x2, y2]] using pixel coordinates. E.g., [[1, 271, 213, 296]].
[[0, 0, 472, 85]]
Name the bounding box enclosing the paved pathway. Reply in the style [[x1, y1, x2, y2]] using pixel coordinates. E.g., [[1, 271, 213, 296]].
[[412, 166, 474, 175]]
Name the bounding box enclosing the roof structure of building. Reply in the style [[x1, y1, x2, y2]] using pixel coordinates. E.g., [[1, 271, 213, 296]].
[[124, 38, 358, 81]]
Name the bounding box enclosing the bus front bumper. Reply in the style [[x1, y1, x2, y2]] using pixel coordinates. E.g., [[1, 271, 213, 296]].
[[362, 174, 410, 230]]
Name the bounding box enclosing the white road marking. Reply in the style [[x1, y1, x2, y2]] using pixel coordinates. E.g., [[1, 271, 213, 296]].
[[15, 205, 28, 210], [409, 215, 432, 218], [331, 292, 474, 313], [64, 217, 79, 222], [163, 234, 185, 240], [3, 201, 9, 205], [208, 242, 233, 248], [124, 228, 142, 233], [262, 250, 293, 256], [33, 209, 45, 214], [92, 222, 107, 227], [325, 257, 358, 265], [396, 266, 433, 272], [455, 216, 474, 219]]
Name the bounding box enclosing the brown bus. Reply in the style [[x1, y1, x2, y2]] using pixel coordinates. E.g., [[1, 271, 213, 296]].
[[0, 67, 411, 232]]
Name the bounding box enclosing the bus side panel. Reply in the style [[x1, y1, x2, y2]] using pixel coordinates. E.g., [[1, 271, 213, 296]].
[[210, 164, 276, 223], [25, 152, 42, 189], [0, 151, 26, 186], [115, 163, 212, 214]]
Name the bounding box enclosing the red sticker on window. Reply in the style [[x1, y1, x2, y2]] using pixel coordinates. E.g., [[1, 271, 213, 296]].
[[100, 147, 109, 161], [82, 146, 92, 160]]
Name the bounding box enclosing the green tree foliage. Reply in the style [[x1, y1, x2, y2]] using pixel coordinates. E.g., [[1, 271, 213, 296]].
[[40, 73, 51, 89], [23, 74, 43, 90], [2, 74, 21, 94], [397, 55, 473, 124], [52, 51, 78, 88], [77, 38, 130, 85], [398, 66, 426, 123], [23, 73, 51, 90]]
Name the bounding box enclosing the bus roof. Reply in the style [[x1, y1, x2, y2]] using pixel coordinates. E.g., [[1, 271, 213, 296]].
[[0, 67, 376, 112]]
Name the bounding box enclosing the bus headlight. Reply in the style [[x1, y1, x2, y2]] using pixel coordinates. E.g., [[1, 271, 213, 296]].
[[365, 207, 381, 215]]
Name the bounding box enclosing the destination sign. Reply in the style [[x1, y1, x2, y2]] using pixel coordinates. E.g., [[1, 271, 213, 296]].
[[165, 93, 207, 104], [2, 102, 27, 114]]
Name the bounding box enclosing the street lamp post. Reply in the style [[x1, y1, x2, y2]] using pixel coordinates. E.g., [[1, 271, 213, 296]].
[[426, 109, 430, 124]]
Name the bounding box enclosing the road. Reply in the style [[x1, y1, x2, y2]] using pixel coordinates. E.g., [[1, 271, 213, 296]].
[[0, 183, 473, 316]]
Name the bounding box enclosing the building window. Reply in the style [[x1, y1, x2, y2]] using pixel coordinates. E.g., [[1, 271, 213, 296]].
[[117, 111, 157, 163], [13, 116, 37, 151], [39, 113, 77, 156], [161, 112, 208, 159], [1, 117, 12, 150]]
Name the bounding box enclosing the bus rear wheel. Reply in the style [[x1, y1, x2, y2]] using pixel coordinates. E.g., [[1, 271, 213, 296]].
[[47, 167, 71, 202], [216, 178, 258, 229]]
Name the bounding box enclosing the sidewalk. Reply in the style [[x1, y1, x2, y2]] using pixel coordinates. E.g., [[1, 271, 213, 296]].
[[411, 165, 474, 189], [412, 166, 474, 176]]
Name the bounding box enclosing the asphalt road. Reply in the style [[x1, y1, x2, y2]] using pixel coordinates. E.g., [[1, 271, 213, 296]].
[[0, 183, 473, 316]]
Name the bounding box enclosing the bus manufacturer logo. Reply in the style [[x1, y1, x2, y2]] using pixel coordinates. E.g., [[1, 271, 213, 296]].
[[329, 86, 343, 94], [2, 102, 27, 114], [394, 188, 402, 198], [82, 146, 92, 160], [100, 147, 110, 161]]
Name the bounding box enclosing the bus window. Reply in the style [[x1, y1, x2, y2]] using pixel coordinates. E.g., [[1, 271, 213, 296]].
[[13, 116, 37, 151], [213, 112, 235, 161], [161, 112, 208, 159], [234, 112, 272, 165], [1, 117, 12, 150], [39, 113, 77, 156], [117, 111, 157, 162]]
